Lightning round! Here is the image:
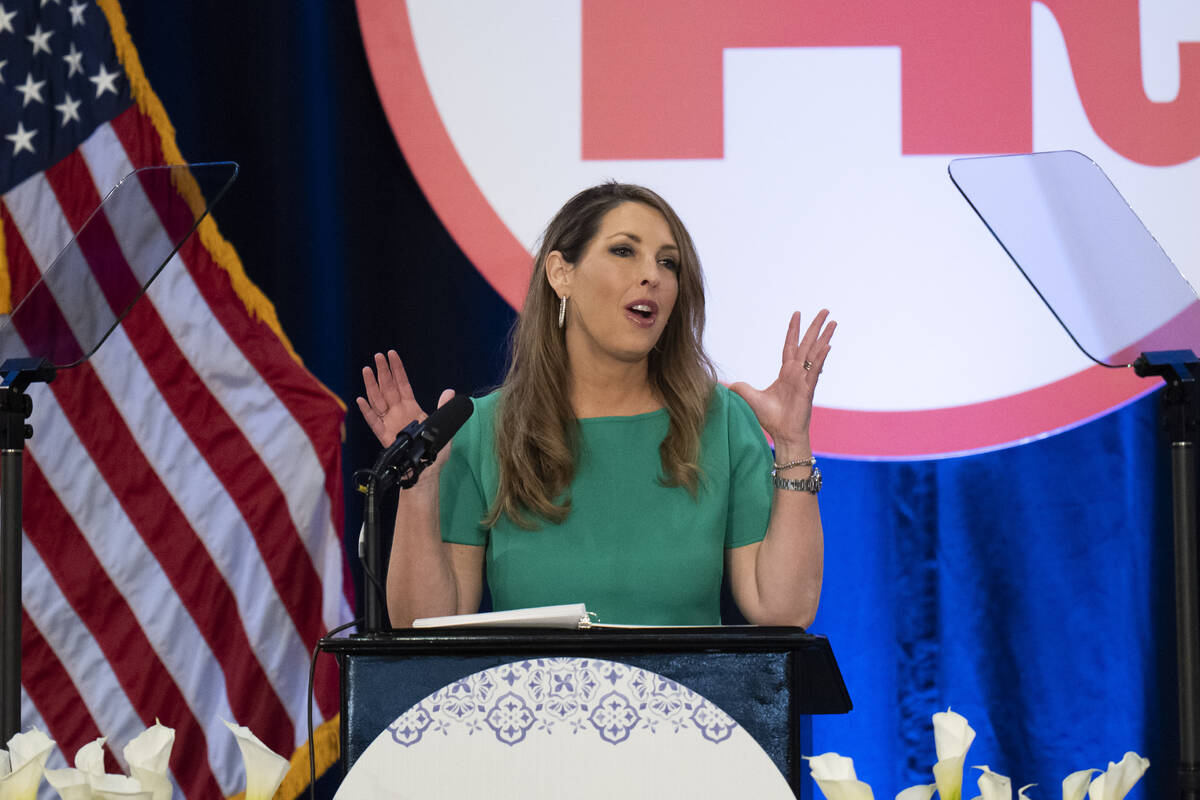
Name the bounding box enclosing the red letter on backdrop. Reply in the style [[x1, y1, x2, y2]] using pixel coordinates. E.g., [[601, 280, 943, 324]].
[[582, 0, 1198, 165], [582, 0, 1032, 159], [1040, 0, 1199, 166]]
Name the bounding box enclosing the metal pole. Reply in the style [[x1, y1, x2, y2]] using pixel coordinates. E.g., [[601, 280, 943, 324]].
[[0, 448, 22, 742], [362, 479, 385, 633], [1175, 440, 1200, 799]]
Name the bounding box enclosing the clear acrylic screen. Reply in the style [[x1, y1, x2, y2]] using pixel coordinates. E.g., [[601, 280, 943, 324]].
[[0, 162, 237, 368], [949, 150, 1199, 367]]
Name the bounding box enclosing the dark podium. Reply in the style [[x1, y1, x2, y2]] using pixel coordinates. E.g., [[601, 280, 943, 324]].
[[321, 626, 850, 796]]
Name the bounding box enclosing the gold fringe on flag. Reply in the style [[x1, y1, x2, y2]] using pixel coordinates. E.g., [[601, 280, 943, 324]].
[[0, 210, 9, 314]]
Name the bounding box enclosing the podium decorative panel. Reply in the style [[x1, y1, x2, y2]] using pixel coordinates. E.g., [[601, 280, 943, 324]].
[[322, 627, 850, 797]]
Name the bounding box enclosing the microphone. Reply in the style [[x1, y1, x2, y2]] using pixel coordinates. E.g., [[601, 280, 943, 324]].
[[370, 394, 474, 489]]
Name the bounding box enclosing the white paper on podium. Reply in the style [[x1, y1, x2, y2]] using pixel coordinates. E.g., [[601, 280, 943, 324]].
[[412, 603, 590, 629], [334, 657, 795, 799]]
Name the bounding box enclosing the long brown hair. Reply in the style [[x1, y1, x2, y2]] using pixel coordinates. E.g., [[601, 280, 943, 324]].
[[484, 183, 716, 529]]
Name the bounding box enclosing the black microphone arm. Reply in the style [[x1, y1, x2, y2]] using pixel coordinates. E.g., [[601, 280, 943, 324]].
[[358, 393, 474, 633]]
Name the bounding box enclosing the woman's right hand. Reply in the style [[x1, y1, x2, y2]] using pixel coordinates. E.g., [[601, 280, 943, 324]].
[[356, 350, 453, 448]]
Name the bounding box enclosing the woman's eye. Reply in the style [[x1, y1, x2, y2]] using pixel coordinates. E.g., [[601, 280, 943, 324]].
[[659, 257, 679, 272], [610, 245, 633, 257]]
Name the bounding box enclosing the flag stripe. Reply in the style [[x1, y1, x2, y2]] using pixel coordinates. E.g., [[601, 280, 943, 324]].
[[47, 155, 144, 325], [44, 358, 293, 754], [42, 146, 326, 718], [21, 538, 173, 784], [77, 309, 319, 742], [4, 174, 297, 756], [6, 213, 242, 794], [24, 376, 242, 792], [103, 131, 346, 718], [20, 610, 124, 775], [22, 458, 221, 800], [80, 122, 344, 720], [108, 110, 350, 628], [4, 181, 319, 751]]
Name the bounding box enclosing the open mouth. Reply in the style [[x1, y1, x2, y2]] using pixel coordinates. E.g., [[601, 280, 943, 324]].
[[625, 300, 659, 327]]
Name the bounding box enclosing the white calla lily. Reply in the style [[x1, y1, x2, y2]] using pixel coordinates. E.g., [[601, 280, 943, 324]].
[[0, 757, 48, 800], [1062, 768, 1098, 800], [1087, 752, 1149, 800], [73, 739, 106, 780], [223, 721, 290, 800], [1017, 783, 1036, 799], [122, 722, 174, 800], [972, 765, 1013, 800], [89, 774, 150, 800], [934, 709, 977, 762], [805, 752, 876, 800], [895, 783, 936, 800], [935, 758, 970, 800], [7, 730, 53, 774], [44, 767, 93, 800], [932, 709, 977, 800], [0, 728, 56, 800]]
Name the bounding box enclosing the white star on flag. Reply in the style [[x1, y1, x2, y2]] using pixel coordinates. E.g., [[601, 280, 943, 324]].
[[63, 41, 82, 76], [27, 23, 53, 57], [5, 120, 36, 155], [68, 0, 86, 25], [89, 62, 119, 97], [0, 4, 15, 34], [55, 92, 80, 125], [0, 59, 6, 84], [17, 71, 45, 106]]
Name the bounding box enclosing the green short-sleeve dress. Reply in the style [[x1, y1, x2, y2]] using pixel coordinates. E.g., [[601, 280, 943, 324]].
[[439, 384, 772, 625]]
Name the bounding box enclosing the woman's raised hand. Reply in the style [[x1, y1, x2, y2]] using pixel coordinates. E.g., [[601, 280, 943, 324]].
[[729, 310, 836, 449], [356, 350, 454, 448]]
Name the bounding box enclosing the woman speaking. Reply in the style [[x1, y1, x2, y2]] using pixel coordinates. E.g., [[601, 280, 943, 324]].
[[358, 183, 835, 628]]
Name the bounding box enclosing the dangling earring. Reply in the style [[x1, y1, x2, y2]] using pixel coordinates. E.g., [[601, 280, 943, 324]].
[[558, 295, 568, 329]]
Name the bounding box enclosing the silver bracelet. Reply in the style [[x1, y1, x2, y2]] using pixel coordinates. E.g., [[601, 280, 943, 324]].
[[772, 466, 822, 494], [772, 456, 816, 473]]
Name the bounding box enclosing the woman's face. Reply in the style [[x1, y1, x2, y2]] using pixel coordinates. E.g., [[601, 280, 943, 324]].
[[551, 201, 680, 368]]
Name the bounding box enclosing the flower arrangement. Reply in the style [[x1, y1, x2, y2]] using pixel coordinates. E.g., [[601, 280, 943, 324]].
[[807, 709, 1150, 800], [0, 720, 290, 800]]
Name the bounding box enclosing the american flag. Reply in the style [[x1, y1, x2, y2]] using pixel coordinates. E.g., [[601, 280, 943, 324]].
[[0, 1, 350, 797]]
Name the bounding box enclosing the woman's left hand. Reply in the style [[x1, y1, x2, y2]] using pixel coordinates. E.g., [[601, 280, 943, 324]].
[[729, 309, 836, 449]]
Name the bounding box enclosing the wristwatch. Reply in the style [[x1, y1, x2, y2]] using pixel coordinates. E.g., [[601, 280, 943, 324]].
[[772, 466, 822, 495]]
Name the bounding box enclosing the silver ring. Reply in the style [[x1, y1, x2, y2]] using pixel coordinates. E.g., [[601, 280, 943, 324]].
[[803, 360, 813, 371]]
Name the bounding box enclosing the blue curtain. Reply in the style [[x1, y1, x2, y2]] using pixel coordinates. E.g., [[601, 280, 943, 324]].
[[123, 3, 1181, 797], [814, 393, 1176, 798]]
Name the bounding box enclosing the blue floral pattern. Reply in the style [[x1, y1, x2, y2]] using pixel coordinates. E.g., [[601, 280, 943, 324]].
[[388, 704, 432, 746], [385, 658, 738, 749], [486, 692, 538, 745]]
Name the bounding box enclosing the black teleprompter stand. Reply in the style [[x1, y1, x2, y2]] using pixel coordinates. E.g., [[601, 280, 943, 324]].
[[0, 358, 56, 742], [1136, 350, 1200, 800]]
